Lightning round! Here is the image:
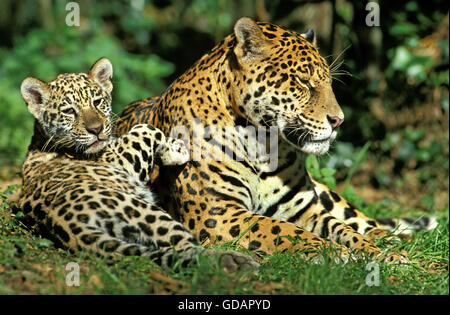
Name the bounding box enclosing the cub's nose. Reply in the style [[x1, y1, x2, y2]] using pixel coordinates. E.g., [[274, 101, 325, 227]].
[[327, 115, 344, 129], [86, 125, 103, 135]]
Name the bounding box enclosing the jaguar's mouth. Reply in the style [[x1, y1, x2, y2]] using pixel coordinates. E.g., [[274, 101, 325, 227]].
[[305, 137, 331, 144], [281, 127, 334, 155], [281, 127, 312, 147]]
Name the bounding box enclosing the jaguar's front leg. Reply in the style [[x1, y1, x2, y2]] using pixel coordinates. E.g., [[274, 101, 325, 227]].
[[312, 180, 392, 239], [172, 164, 352, 264], [183, 201, 353, 263]]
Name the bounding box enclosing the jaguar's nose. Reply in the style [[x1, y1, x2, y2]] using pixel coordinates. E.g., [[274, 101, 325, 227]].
[[327, 115, 344, 129]]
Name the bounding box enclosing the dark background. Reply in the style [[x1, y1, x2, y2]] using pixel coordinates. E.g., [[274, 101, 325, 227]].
[[0, 0, 448, 213]]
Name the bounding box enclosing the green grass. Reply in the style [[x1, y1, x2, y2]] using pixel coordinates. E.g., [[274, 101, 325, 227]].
[[0, 186, 448, 295]]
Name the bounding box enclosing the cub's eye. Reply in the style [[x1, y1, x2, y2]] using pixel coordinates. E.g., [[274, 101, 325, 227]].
[[93, 99, 103, 107], [61, 108, 76, 116]]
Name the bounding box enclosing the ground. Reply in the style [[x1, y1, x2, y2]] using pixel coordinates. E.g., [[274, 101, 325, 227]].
[[0, 165, 448, 294]]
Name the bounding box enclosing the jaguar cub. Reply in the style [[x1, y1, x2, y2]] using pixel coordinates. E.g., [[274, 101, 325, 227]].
[[18, 58, 258, 271]]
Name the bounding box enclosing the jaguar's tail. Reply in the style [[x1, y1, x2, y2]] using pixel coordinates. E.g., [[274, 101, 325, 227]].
[[375, 216, 438, 234]]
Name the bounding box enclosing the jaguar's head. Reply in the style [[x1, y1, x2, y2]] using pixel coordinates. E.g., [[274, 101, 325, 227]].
[[230, 17, 344, 155], [21, 58, 114, 155]]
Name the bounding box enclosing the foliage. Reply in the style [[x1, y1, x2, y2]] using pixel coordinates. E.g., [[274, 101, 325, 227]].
[[0, 0, 174, 164], [0, 2, 448, 206], [0, 0, 448, 295], [306, 154, 337, 190]]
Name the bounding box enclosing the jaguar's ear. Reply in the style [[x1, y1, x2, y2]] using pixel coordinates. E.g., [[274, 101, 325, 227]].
[[233, 17, 268, 63], [301, 29, 317, 47], [21, 77, 49, 119], [89, 57, 113, 93]]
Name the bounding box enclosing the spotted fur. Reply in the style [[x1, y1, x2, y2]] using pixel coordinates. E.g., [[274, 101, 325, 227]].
[[116, 18, 438, 263], [18, 58, 259, 271]]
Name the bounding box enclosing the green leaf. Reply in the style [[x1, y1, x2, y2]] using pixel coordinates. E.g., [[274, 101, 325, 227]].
[[309, 168, 321, 180], [36, 239, 54, 249], [15, 211, 24, 219], [320, 168, 336, 177], [398, 140, 416, 161], [345, 142, 371, 186], [415, 149, 431, 162], [322, 177, 336, 190], [390, 23, 417, 37], [306, 155, 320, 171], [341, 186, 364, 207], [391, 46, 413, 70], [404, 129, 425, 142], [375, 169, 391, 187]]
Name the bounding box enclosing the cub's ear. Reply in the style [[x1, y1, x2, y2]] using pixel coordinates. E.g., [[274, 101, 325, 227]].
[[233, 17, 268, 63], [89, 57, 113, 93], [20, 77, 49, 119], [301, 29, 317, 47]]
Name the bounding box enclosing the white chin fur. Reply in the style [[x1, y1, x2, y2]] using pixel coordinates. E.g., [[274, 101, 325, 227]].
[[301, 130, 337, 155], [300, 140, 330, 155], [282, 135, 331, 155], [281, 129, 336, 156], [84, 140, 108, 154]]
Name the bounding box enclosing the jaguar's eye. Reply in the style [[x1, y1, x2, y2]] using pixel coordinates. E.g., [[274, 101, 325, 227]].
[[61, 108, 76, 115], [93, 99, 103, 107], [295, 76, 313, 89]]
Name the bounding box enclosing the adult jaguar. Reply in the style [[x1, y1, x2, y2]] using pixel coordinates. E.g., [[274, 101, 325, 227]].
[[17, 58, 259, 271], [115, 18, 435, 263]]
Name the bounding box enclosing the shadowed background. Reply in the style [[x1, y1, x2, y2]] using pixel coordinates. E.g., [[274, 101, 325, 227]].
[[0, 0, 448, 215]]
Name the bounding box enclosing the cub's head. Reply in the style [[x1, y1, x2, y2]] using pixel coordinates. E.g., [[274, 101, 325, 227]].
[[21, 58, 113, 155], [230, 18, 344, 155]]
